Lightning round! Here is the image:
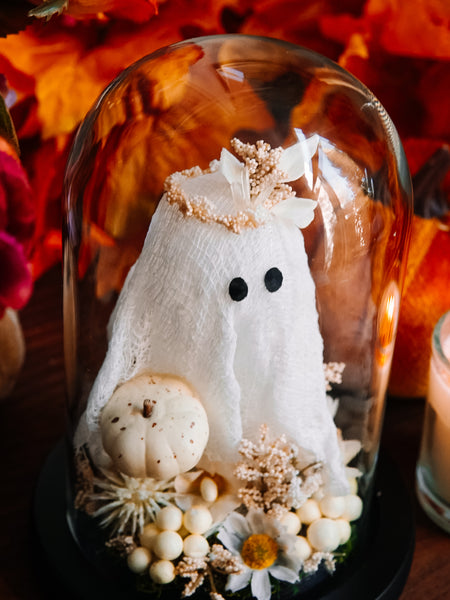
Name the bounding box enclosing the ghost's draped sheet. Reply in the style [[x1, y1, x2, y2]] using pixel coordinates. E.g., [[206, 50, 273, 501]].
[[77, 164, 348, 494]]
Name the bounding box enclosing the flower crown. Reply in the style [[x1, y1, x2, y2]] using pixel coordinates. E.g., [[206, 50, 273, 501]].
[[163, 129, 319, 234]]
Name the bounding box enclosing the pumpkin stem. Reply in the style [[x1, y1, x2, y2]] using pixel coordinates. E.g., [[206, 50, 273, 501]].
[[143, 399, 152, 418]]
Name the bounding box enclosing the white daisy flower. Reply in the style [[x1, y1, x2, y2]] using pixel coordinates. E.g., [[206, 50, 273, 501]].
[[217, 510, 301, 600]]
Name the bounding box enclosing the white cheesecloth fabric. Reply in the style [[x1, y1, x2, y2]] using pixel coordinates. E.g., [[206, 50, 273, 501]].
[[78, 150, 349, 496]]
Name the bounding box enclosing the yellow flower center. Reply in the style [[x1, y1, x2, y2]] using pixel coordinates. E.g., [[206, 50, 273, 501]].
[[241, 534, 279, 570]]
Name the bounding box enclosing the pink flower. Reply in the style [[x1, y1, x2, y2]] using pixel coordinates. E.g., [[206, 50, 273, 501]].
[[0, 147, 34, 316]]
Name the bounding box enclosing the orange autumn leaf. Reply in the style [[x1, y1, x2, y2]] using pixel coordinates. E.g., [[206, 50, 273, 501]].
[[73, 40, 275, 296], [336, 51, 434, 142], [388, 141, 450, 397], [320, 1, 450, 141], [321, 0, 450, 60], [0, 0, 243, 280], [0, 0, 447, 293], [389, 215, 450, 397], [365, 0, 450, 60], [0, 22, 107, 139], [290, 67, 387, 171], [0, 0, 237, 141], [240, 0, 364, 59], [29, 0, 159, 23]]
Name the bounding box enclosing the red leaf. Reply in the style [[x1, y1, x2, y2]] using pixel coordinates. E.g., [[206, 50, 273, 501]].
[[0, 231, 33, 315]]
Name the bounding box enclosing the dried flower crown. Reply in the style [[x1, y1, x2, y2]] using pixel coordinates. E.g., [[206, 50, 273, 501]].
[[164, 129, 319, 233]]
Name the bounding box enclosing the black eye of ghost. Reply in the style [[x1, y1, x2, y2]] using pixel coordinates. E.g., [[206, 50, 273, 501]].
[[264, 267, 283, 292], [229, 277, 248, 302]]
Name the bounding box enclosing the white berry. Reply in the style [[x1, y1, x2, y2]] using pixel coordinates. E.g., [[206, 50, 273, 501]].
[[335, 518, 352, 545], [156, 505, 183, 531], [183, 534, 210, 558], [149, 560, 176, 584], [307, 518, 341, 552], [140, 522, 160, 550], [319, 496, 345, 519], [183, 506, 213, 534], [200, 477, 218, 503], [341, 495, 363, 522], [296, 499, 321, 524], [153, 530, 183, 560], [294, 536, 312, 561], [348, 477, 358, 495], [127, 547, 151, 573], [280, 511, 301, 534]]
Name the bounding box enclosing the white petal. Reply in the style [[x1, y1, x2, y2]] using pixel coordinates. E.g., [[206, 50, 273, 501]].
[[294, 130, 320, 159], [219, 147, 249, 203], [209, 494, 240, 525], [226, 569, 252, 592], [342, 439, 362, 464], [226, 511, 252, 538], [271, 196, 317, 228], [174, 470, 203, 493], [251, 569, 272, 600], [280, 132, 319, 181], [346, 466, 363, 479], [268, 564, 299, 584], [174, 495, 193, 512], [216, 528, 243, 554], [246, 509, 268, 534]]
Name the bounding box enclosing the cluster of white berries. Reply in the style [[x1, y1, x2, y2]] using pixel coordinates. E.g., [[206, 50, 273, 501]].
[[280, 484, 363, 560], [126, 478, 219, 584]]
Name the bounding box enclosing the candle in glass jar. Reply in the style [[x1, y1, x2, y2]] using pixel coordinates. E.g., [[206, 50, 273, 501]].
[[417, 311, 450, 531], [425, 332, 450, 502]]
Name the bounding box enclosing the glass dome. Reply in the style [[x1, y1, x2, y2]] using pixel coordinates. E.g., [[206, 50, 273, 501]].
[[63, 34, 412, 598]]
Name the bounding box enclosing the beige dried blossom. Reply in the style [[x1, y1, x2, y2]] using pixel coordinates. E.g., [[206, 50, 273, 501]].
[[209, 544, 243, 576], [163, 134, 318, 234], [323, 362, 346, 392], [105, 535, 136, 558], [230, 138, 293, 206], [288, 462, 324, 509], [209, 593, 225, 600], [303, 551, 336, 574], [235, 424, 324, 517], [176, 545, 242, 598], [176, 556, 209, 597]]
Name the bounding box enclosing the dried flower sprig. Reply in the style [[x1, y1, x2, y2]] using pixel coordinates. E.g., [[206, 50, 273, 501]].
[[303, 551, 336, 574], [164, 133, 319, 234], [234, 424, 298, 518], [105, 535, 136, 558], [288, 462, 324, 510], [209, 544, 243, 576], [230, 138, 293, 207], [175, 544, 243, 599], [323, 362, 346, 392], [176, 556, 209, 597], [234, 424, 324, 518]]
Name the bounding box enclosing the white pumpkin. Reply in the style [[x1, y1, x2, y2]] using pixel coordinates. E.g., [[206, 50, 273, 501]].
[[100, 374, 209, 479]]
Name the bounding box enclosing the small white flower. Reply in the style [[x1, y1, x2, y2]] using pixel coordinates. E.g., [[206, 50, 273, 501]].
[[217, 510, 301, 600]]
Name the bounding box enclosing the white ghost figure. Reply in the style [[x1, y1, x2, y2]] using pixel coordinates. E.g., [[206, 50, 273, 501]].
[[79, 131, 349, 495]]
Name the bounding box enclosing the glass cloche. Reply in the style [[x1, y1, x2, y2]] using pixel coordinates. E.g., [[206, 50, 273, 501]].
[[63, 34, 412, 599]]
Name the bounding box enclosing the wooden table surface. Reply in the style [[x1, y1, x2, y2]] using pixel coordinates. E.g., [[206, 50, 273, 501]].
[[1, 266, 450, 600]]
